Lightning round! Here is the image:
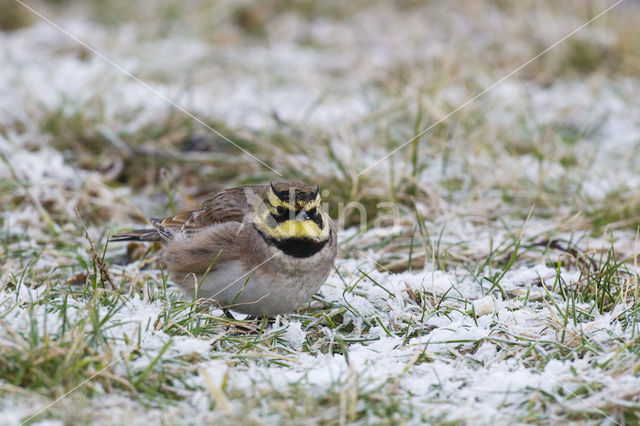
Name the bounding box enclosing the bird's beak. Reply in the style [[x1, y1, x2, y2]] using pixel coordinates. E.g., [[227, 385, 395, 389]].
[[294, 210, 309, 221]]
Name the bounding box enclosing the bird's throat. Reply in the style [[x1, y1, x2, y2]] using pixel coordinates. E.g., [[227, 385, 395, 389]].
[[255, 225, 330, 258]]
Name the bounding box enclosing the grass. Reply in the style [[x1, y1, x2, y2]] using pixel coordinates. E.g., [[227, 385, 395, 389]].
[[4, 225, 640, 423], [2, 0, 640, 424]]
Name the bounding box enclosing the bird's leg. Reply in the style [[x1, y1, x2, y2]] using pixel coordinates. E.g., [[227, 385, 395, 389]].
[[222, 311, 277, 334], [222, 309, 261, 334]]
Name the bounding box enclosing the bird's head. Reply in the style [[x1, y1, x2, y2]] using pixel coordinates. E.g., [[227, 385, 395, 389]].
[[253, 181, 330, 247]]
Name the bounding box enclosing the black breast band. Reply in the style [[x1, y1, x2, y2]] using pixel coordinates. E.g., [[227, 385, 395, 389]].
[[255, 225, 330, 258]]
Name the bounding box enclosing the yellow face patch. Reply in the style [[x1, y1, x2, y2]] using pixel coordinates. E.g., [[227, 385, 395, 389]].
[[255, 204, 329, 241], [257, 184, 328, 241], [266, 218, 328, 240]]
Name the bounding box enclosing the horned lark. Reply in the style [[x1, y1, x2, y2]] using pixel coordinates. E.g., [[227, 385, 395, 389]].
[[112, 181, 337, 316]]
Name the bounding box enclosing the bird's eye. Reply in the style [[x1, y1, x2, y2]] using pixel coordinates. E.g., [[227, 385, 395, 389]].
[[276, 206, 286, 215]]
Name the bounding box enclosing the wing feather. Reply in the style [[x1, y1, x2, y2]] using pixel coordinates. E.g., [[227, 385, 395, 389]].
[[149, 185, 267, 240]]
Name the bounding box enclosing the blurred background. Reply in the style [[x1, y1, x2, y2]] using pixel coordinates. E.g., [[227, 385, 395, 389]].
[[4, 2, 640, 423], [1, 0, 640, 264]]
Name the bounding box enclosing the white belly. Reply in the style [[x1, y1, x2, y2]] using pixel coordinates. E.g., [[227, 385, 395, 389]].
[[185, 261, 326, 316]]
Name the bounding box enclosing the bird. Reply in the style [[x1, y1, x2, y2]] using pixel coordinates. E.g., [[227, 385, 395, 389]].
[[112, 181, 337, 316]]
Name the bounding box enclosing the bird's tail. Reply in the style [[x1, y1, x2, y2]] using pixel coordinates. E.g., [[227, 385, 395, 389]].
[[110, 228, 162, 242]]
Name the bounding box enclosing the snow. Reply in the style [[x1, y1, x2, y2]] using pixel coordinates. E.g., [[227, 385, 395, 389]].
[[1, 1, 640, 424], [3, 237, 636, 422], [7, 235, 630, 423]]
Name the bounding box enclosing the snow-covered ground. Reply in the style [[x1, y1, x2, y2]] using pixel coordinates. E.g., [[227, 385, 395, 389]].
[[2, 1, 640, 424]]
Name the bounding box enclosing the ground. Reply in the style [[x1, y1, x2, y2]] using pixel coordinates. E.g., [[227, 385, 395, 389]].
[[1, 0, 640, 424]]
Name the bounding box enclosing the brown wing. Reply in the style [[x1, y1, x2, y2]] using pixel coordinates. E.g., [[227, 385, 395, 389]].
[[112, 184, 268, 243], [150, 210, 200, 240], [111, 212, 199, 242], [150, 184, 268, 240]]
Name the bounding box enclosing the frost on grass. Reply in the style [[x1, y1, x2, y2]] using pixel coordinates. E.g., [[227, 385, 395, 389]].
[[6, 250, 639, 424], [2, 0, 640, 424]]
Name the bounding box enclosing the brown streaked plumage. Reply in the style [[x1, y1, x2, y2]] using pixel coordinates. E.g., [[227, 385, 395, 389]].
[[112, 181, 337, 315]]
